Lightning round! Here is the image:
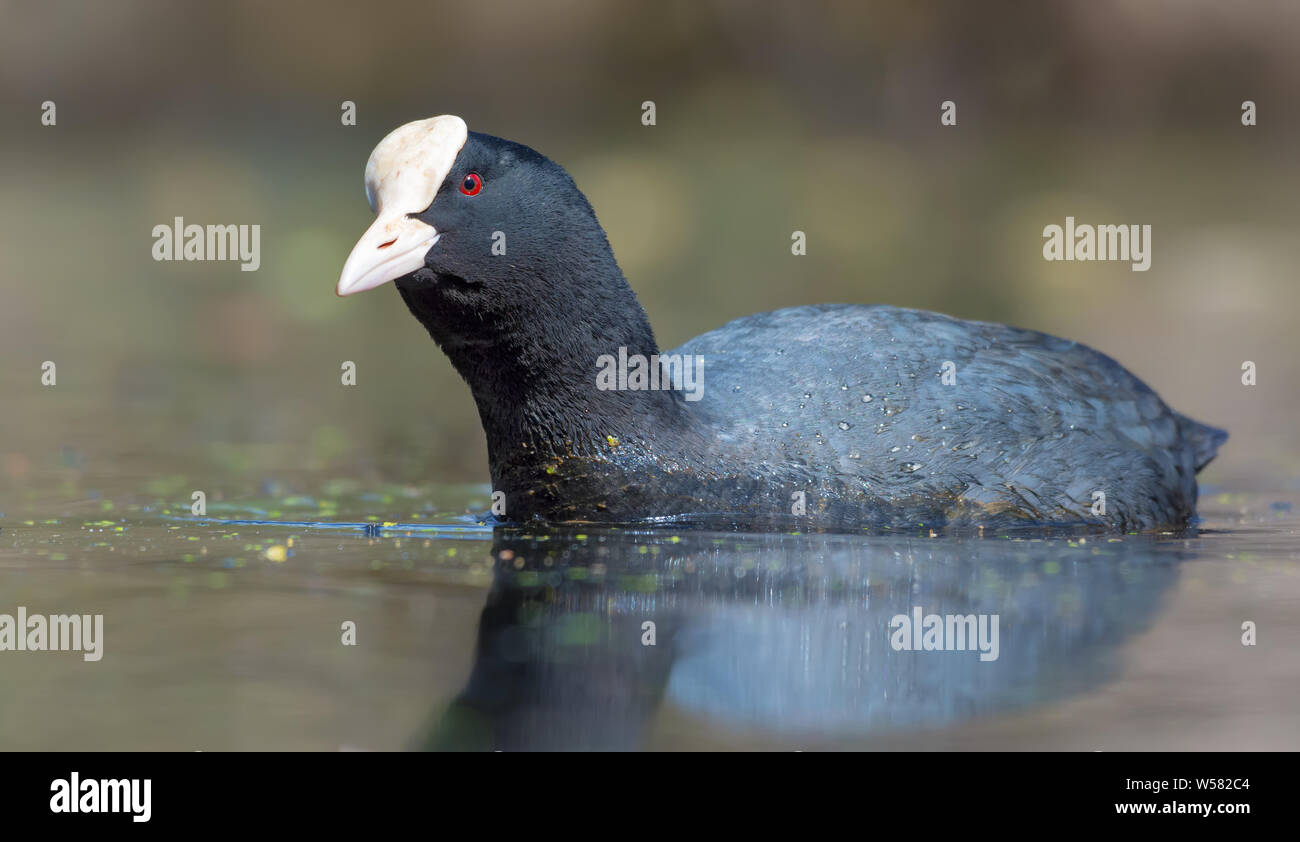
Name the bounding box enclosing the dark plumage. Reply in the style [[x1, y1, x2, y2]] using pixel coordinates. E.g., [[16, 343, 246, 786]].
[[341, 119, 1226, 531]]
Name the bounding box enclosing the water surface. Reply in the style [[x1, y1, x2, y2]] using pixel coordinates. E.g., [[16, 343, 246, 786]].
[[2, 482, 1295, 751]]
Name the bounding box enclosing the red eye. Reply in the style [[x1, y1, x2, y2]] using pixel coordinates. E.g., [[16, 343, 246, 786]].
[[460, 173, 483, 196]]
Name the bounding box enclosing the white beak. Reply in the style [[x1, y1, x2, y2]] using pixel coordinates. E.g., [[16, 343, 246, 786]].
[[336, 213, 439, 296], [337, 115, 468, 297]]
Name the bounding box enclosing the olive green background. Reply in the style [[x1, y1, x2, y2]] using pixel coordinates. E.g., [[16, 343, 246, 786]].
[[2, 0, 1296, 500]]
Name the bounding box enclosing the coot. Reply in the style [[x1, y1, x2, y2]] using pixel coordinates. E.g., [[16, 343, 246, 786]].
[[338, 115, 1226, 531]]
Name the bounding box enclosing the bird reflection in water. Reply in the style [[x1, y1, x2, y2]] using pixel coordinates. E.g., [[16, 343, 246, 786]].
[[420, 526, 1180, 751]]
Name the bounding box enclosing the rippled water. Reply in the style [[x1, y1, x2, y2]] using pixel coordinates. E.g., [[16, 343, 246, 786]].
[[1, 481, 1295, 751], [4, 0, 1299, 754]]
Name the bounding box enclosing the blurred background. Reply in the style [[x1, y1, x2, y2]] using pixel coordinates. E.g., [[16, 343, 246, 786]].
[[2, 0, 1296, 504], [1, 0, 1298, 753]]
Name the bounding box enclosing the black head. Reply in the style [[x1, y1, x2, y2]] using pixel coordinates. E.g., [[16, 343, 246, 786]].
[[337, 115, 680, 461], [399, 130, 657, 368]]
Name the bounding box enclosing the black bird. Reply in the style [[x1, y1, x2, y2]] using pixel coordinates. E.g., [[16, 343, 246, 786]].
[[338, 115, 1226, 531]]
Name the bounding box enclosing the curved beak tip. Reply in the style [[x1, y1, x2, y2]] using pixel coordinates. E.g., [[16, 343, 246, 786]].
[[337, 217, 438, 298]]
